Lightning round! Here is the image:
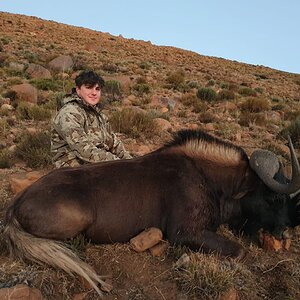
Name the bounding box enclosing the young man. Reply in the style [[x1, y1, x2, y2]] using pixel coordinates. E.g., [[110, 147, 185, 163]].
[[51, 70, 131, 168]]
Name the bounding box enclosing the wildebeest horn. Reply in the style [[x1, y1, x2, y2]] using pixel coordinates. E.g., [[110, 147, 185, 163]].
[[250, 136, 300, 194]]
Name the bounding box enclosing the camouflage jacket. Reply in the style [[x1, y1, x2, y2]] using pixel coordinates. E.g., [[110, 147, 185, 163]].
[[51, 94, 131, 168]]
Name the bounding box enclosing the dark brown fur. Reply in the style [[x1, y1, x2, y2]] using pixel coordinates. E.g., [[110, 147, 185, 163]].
[[4, 130, 263, 294]]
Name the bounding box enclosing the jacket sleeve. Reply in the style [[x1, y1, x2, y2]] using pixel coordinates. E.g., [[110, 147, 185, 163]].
[[53, 105, 119, 163], [104, 118, 132, 159]]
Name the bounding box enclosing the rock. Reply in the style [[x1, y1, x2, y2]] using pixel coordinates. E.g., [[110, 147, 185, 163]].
[[204, 123, 215, 131], [9, 62, 25, 71], [153, 118, 172, 131], [130, 227, 163, 252], [218, 288, 239, 300], [174, 253, 190, 269], [26, 63, 51, 79], [73, 292, 89, 300], [10, 171, 44, 194], [259, 232, 291, 251], [11, 83, 38, 104], [48, 55, 73, 72], [1, 103, 14, 111], [0, 284, 44, 300], [160, 107, 169, 113], [149, 241, 169, 257]]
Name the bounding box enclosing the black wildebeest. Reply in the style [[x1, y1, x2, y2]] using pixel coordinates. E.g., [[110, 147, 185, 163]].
[[3, 130, 300, 295]]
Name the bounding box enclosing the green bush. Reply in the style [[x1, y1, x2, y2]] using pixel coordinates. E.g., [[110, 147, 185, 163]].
[[0, 150, 14, 169], [240, 97, 270, 113], [0, 119, 9, 136], [132, 83, 151, 96], [196, 88, 217, 102], [16, 102, 52, 121], [279, 117, 300, 148], [15, 131, 52, 168], [238, 87, 257, 97], [109, 108, 158, 139], [30, 78, 62, 91]]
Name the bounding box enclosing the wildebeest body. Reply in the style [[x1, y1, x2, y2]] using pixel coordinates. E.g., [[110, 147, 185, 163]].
[[4, 129, 300, 295], [13, 152, 235, 247]]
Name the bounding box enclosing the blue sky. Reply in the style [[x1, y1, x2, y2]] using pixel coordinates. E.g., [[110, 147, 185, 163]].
[[1, 1, 299, 74]]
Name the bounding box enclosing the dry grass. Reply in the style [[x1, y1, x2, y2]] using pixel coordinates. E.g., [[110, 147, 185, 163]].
[[109, 108, 159, 139]]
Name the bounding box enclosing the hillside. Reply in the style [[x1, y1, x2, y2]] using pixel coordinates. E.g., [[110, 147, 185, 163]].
[[0, 11, 300, 300]]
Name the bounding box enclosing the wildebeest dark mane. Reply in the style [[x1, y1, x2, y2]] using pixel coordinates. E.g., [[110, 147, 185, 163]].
[[160, 129, 248, 165]]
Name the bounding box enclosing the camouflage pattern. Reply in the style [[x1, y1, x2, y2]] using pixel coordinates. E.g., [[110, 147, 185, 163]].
[[51, 93, 131, 168]]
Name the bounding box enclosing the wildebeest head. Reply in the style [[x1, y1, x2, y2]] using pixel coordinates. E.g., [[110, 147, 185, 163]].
[[238, 136, 300, 239]]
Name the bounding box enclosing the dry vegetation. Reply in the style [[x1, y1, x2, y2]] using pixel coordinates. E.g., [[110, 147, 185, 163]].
[[0, 11, 300, 299]]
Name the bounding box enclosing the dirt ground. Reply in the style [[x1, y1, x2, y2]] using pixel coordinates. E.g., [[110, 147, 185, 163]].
[[0, 167, 300, 300]]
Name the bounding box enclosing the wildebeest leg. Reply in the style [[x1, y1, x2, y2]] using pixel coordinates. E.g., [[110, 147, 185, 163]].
[[171, 230, 245, 258]]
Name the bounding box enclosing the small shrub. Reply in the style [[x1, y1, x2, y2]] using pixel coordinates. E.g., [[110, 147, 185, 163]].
[[196, 87, 217, 102], [284, 110, 300, 121], [177, 83, 192, 93], [180, 93, 198, 107], [238, 87, 257, 97], [255, 87, 264, 94], [103, 80, 122, 101], [109, 108, 158, 139], [0, 150, 14, 169], [279, 117, 300, 148], [218, 90, 235, 100], [174, 253, 236, 299], [102, 62, 118, 73], [206, 79, 215, 87], [139, 61, 151, 70], [132, 83, 151, 96], [16, 102, 52, 121], [240, 97, 270, 113], [187, 81, 200, 89], [238, 112, 266, 127], [15, 131, 52, 168], [166, 70, 185, 89], [0, 119, 9, 136], [199, 111, 217, 123], [30, 78, 62, 91]]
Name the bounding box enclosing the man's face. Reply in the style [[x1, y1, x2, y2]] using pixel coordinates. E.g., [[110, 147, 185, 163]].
[[76, 84, 101, 106]]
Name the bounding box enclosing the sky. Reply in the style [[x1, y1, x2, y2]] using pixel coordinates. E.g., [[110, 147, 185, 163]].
[[1, 1, 300, 74]]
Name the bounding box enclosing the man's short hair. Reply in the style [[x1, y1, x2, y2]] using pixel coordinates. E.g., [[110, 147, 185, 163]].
[[75, 70, 105, 89]]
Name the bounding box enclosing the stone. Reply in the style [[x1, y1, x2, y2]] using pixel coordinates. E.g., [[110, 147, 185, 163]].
[[259, 232, 291, 251], [48, 55, 73, 72], [149, 241, 169, 257], [9, 62, 25, 71], [26, 63, 51, 79], [0, 284, 44, 300], [1, 103, 14, 111], [10, 171, 44, 194], [153, 118, 172, 131], [218, 288, 239, 300], [130, 228, 163, 252], [11, 83, 38, 104]]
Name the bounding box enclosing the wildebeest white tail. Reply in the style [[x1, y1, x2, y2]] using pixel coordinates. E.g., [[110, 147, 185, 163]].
[[3, 216, 111, 296]]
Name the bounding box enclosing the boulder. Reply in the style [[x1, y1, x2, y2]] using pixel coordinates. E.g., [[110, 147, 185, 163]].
[[153, 118, 172, 131], [48, 55, 73, 72], [11, 83, 38, 104], [26, 63, 51, 79], [8, 62, 25, 71], [130, 228, 163, 252], [0, 284, 44, 300], [10, 171, 44, 194]]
